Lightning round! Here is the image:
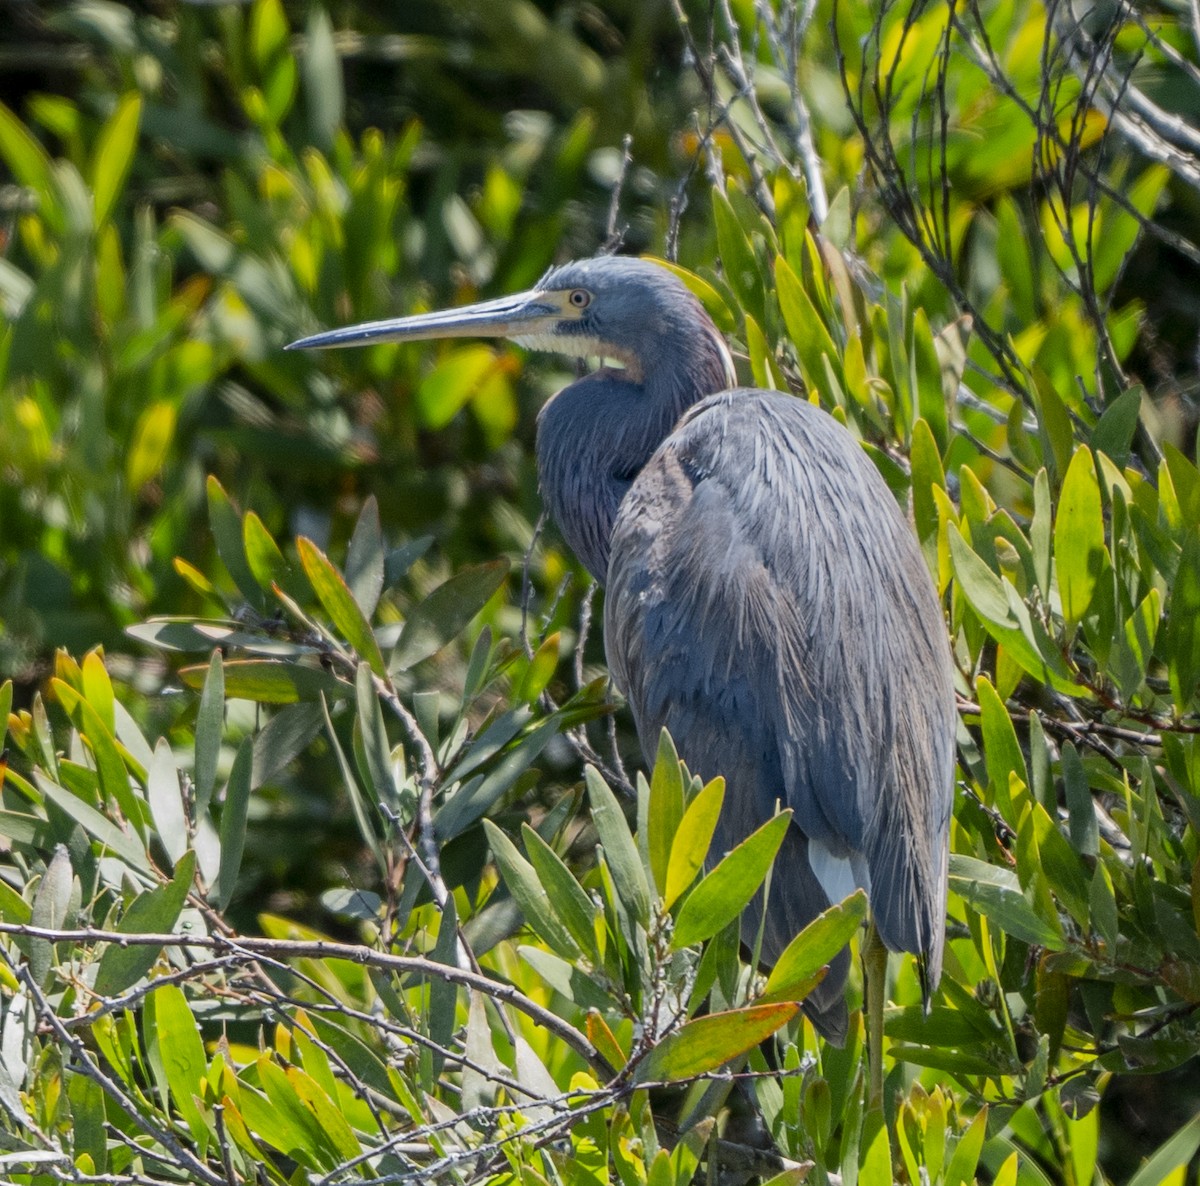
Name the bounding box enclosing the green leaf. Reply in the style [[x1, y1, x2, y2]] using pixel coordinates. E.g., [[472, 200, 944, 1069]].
[[521, 824, 598, 960], [760, 890, 868, 1002], [298, 537, 387, 677], [777, 255, 840, 391], [147, 737, 187, 865], [68, 1073, 106, 1173], [353, 661, 398, 811], [94, 852, 196, 997], [30, 846, 72, 986], [178, 659, 351, 704], [243, 511, 302, 602], [393, 560, 509, 670], [91, 92, 141, 227], [483, 820, 580, 960], [1061, 742, 1098, 857], [126, 400, 176, 494], [321, 695, 385, 870], [248, 702, 322, 791], [673, 812, 792, 949], [1054, 448, 1108, 632], [384, 536, 433, 588], [36, 774, 148, 871], [425, 894, 460, 1086], [664, 776, 724, 911], [1163, 442, 1200, 526], [976, 676, 1026, 809], [1032, 371, 1073, 486], [516, 631, 560, 704], [1167, 533, 1200, 713], [0, 102, 59, 226], [944, 1107, 989, 1186], [911, 307, 948, 451], [647, 730, 685, 899], [206, 477, 265, 609], [636, 1003, 798, 1083], [302, 5, 343, 150], [948, 854, 1064, 949], [345, 496, 385, 619], [949, 527, 1085, 695], [586, 765, 651, 928], [215, 737, 253, 909], [81, 651, 115, 734], [1126, 1113, 1200, 1186], [712, 185, 765, 324], [193, 650, 224, 818], [53, 679, 143, 840], [145, 984, 209, 1152], [1090, 387, 1143, 466]]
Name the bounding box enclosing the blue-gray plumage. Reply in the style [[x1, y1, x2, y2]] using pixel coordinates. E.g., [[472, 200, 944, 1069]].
[[288, 255, 956, 1043]]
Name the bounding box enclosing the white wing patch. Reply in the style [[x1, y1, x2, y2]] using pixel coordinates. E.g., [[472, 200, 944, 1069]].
[[808, 839, 872, 906]]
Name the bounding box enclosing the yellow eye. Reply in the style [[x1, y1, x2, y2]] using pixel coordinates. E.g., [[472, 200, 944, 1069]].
[[569, 289, 591, 308]]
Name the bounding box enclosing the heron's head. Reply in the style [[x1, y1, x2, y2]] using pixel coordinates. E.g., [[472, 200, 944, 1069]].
[[286, 255, 735, 389]]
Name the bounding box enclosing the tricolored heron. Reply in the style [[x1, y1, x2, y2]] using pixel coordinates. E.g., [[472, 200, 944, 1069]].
[[288, 255, 956, 1077]]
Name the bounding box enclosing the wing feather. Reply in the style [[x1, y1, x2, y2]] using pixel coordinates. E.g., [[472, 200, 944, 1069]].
[[605, 390, 955, 994]]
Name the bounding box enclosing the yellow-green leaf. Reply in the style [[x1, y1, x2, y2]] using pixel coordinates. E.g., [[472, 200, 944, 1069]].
[[126, 400, 176, 494], [296, 537, 386, 676], [178, 659, 350, 704], [663, 775, 724, 911], [91, 92, 141, 227], [673, 811, 791, 949], [760, 890, 868, 1003], [1054, 447, 1108, 632], [635, 1003, 798, 1083]]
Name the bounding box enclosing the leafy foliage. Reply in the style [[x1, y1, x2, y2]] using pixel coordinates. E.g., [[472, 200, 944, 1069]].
[[0, 0, 1199, 1184]]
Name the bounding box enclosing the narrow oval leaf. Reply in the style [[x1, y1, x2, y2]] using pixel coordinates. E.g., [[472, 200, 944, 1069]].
[[586, 766, 651, 928], [94, 852, 195, 996], [635, 1003, 799, 1083], [53, 679, 143, 839], [345, 496, 385, 619], [948, 855, 1064, 949], [521, 824, 598, 960], [206, 476, 265, 609], [586, 1010, 627, 1071], [393, 560, 509, 670], [297, 537, 386, 677], [215, 738, 253, 909], [243, 511, 301, 602], [483, 819, 581, 961], [647, 730, 685, 899], [663, 776, 724, 911], [91, 92, 141, 226], [147, 737, 188, 864], [178, 659, 350, 704], [145, 983, 208, 1149], [193, 650, 224, 817], [30, 846, 72, 986], [761, 889, 868, 1003], [80, 651, 115, 734], [673, 812, 792, 949], [1054, 448, 1107, 632]]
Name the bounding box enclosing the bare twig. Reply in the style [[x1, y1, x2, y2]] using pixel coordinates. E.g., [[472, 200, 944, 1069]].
[[0, 924, 611, 1076]]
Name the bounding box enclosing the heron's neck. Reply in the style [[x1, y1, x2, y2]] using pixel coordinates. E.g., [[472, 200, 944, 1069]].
[[536, 331, 731, 583]]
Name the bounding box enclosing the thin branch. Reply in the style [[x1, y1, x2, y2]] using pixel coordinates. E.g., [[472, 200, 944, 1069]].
[[0, 924, 611, 1076]]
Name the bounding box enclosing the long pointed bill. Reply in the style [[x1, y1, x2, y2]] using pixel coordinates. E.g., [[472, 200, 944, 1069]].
[[285, 289, 566, 351]]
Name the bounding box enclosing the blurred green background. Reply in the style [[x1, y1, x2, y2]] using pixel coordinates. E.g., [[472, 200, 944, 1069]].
[[2, 1, 1200, 1181]]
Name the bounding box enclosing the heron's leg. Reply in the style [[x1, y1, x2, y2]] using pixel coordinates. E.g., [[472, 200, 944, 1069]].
[[862, 920, 888, 1110]]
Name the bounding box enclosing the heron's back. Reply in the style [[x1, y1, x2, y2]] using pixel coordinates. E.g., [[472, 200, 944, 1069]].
[[604, 389, 956, 1028]]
